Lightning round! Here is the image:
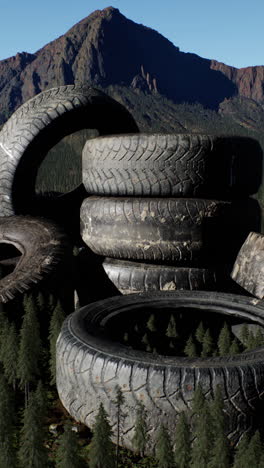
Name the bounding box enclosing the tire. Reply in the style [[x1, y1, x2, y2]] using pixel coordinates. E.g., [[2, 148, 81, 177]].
[[56, 291, 264, 452], [82, 134, 262, 198], [32, 183, 88, 244], [0, 85, 138, 217], [102, 258, 229, 294], [80, 197, 230, 264], [231, 232, 264, 299], [0, 216, 70, 302]]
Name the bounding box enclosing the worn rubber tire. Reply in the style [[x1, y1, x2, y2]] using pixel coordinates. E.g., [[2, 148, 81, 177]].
[[82, 134, 262, 198], [102, 258, 228, 294], [56, 291, 264, 452], [0, 85, 138, 216], [0, 216, 70, 302], [231, 232, 264, 299], [80, 197, 230, 264]]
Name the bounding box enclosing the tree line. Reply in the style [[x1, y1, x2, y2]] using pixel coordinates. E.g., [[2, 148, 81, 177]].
[[1, 290, 264, 467], [82, 383, 264, 468], [120, 312, 263, 358]]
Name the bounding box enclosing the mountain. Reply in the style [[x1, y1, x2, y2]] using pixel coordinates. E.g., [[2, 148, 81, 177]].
[[0, 6, 264, 126]]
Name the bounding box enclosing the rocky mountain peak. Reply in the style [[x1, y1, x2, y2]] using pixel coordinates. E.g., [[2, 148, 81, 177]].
[[0, 7, 264, 125]]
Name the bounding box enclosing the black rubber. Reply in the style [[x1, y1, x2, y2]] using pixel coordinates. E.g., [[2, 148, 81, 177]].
[[80, 197, 231, 264], [0, 216, 70, 302], [102, 258, 228, 294], [82, 134, 262, 198], [0, 85, 138, 216], [56, 291, 264, 451]]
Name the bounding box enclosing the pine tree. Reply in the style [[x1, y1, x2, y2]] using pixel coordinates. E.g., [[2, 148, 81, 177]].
[[246, 331, 257, 351], [246, 431, 263, 467], [113, 385, 126, 467], [55, 421, 86, 468], [245, 329, 264, 351], [166, 315, 178, 338], [2, 321, 18, 390], [0, 440, 18, 468], [132, 401, 148, 457], [201, 328, 214, 357], [89, 403, 115, 468], [229, 337, 240, 355], [190, 400, 212, 468], [155, 424, 175, 468], [208, 432, 230, 468], [195, 322, 205, 344], [34, 380, 48, 421], [147, 314, 157, 332], [17, 294, 42, 405], [210, 386, 225, 434], [233, 433, 251, 468], [18, 387, 48, 468], [0, 373, 17, 467], [258, 450, 264, 468], [254, 328, 264, 347], [208, 386, 230, 468], [49, 301, 65, 385], [184, 334, 197, 357], [239, 324, 249, 347], [174, 412, 190, 468], [192, 384, 205, 415], [217, 322, 231, 356]]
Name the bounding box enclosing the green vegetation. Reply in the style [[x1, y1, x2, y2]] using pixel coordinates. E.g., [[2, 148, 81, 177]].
[[88, 403, 115, 468], [108, 311, 264, 358], [0, 289, 262, 467], [49, 301, 66, 385], [18, 383, 49, 467], [17, 294, 42, 405], [132, 401, 148, 458], [0, 373, 17, 467], [155, 424, 174, 468], [0, 283, 262, 468]]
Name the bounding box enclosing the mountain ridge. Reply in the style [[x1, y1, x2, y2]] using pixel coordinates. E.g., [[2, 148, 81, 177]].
[[0, 6, 264, 125]]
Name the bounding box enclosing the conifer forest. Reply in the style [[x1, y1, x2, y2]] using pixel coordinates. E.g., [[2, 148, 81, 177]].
[[0, 289, 264, 467]]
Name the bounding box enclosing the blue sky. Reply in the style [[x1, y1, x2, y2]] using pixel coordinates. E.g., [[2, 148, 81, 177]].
[[0, 0, 263, 68]]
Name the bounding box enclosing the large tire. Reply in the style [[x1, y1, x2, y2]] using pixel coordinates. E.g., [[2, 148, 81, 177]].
[[56, 291, 264, 452], [231, 232, 264, 299], [80, 197, 230, 264], [82, 134, 262, 198], [0, 85, 138, 217], [0, 216, 70, 302], [102, 258, 229, 294], [32, 183, 88, 244]]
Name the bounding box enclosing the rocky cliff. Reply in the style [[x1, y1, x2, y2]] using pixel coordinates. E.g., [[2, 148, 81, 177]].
[[211, 60, 264, 103]]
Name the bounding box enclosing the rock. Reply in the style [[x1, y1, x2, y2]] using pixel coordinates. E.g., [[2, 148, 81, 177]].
[[231, 232, 264, 299]]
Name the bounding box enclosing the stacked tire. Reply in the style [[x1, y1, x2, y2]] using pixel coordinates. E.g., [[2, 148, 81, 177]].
[[81, 133, 262, 294]]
